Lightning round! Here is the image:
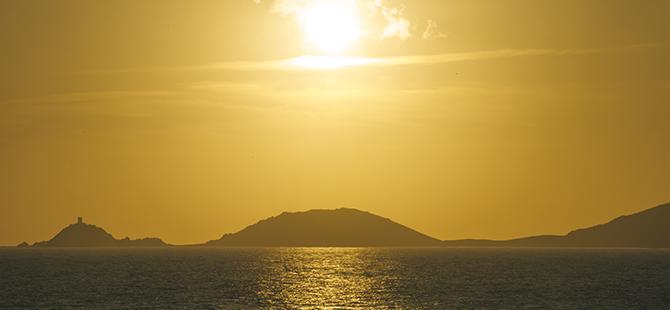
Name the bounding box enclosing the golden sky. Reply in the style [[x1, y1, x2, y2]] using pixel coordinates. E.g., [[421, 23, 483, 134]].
[[1, 0, 670, 245]]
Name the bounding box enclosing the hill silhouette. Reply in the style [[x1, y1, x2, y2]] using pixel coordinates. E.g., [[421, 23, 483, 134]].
[[205, 208, 442, 247], [17, 204, 670, 248], [31, 218, 167, 247], [444, 203, 670, 248]]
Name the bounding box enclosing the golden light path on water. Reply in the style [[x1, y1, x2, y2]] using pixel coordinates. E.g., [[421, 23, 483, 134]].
[[254, 248, 401, 308], [4, 247, 670, 308]]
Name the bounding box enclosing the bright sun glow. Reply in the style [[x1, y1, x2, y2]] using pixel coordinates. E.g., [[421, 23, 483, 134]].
[[297, 2, 362, 53]]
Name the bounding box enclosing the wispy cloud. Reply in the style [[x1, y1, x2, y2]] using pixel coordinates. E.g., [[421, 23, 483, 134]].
[[1, 91, 177, 105], [81, 41, 670, 74], [202, 41, 670, 71]]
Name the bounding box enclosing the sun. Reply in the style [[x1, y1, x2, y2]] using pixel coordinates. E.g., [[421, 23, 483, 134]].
[[297, 1, 362, 54]]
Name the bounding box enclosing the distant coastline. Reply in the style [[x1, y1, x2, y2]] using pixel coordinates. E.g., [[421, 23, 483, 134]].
[[17, 204, 670, 248]]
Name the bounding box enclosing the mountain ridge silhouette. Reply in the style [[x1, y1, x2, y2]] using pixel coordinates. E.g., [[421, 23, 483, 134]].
[[443, 203, 670, 248], [19, 204, 670, 248], [204, 208, 442, 247]]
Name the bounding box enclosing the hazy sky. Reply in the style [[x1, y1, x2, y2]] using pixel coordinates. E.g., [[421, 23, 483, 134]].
[[2, 0, 669, 245]]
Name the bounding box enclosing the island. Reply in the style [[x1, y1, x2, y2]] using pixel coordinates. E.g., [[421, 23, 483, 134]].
[[29, 217, 168, 247], [204, 208, 442, 247]]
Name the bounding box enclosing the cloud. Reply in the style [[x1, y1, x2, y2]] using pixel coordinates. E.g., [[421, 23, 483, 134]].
[[423, 19, 447, 40], [374, 1, 411, 40], [1, 91, 177, 105], [81, 41, 670, 74], [238, 41, 670, 70], [201, 41, 670, 71], [189, 81, 263, 93]]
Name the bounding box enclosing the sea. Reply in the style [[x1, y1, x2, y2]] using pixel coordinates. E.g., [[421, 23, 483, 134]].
[[1, 247, 669, 309]]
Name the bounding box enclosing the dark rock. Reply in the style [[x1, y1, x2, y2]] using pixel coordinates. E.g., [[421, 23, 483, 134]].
[[32, 218, 169, 247], [205, 208, 441, 247]]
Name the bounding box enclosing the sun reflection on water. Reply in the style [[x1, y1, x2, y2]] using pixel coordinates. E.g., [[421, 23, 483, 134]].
[[256, 248, 400, 308], [5, 248, 670, 308]]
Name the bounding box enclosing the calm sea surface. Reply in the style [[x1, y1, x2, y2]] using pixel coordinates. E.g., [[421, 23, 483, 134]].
[[1, 247, 669, 309]]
